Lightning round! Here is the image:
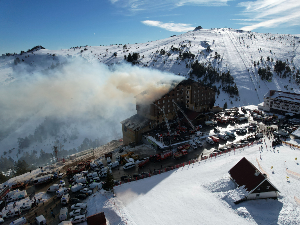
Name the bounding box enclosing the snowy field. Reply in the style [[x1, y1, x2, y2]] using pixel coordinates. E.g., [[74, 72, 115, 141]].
[[85, 137, 300, 225]]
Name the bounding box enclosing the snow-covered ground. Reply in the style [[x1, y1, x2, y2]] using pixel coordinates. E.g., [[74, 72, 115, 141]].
[[85, 137, 300, 225], [1, 28, 300, 163]]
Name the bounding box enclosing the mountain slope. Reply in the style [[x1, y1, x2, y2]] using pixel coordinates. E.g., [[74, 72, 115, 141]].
[[0, 28, 299, 162]]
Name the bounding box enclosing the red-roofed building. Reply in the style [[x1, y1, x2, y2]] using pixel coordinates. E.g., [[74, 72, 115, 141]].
[[229, 157, 279, 200]]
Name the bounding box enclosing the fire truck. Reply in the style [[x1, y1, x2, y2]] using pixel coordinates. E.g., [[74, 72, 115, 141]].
[[217, 117, 228, 124], [150, 150, 173, 162], [174, 149, 188, 159]]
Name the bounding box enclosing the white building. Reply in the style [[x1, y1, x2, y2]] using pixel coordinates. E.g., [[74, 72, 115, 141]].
[[263, 90, 300, 115]]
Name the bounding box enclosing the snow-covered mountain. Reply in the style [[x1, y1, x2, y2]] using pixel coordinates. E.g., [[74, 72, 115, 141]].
[[0, 28, 299, 164]]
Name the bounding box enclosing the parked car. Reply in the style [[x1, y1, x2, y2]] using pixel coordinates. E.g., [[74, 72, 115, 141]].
[[58, 173, 64, 179], [69, 209, 87, 218], [71, 203, 87, 210], [59, 207, 68, 221], [273, 131, 281, 137], [56, 188, 70, 197], [79, 188, 92, 195], [2, 209, 21, 219], [9, 217, 26, 225], [190, 142, 197, 150], [47, 184, 60, 192], [75, 194, 88, 200], [225, 131, 236, 138], [20, 203, 32, 211], [61, 193, 70, 205], [89, 182, 102, 190], [123, 162, 135, 170], [70, 215, 86, 224], [89, 176, 101, 183], [206, 137, 214, 145], [70, 198, 81, 204], [59, 180, 66, 187]]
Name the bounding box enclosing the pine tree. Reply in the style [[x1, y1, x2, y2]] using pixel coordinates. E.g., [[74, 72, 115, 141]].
[[103, 168, 115, 191], [15, 160, 29, 176], [0, 173, 8, 183], [223, 102, 228, 109]]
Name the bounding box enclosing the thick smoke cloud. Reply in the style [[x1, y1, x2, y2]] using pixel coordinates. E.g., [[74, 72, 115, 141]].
[[0, 58, 184, 145]]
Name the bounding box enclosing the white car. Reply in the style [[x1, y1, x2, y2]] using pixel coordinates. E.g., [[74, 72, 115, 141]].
[[59, 180, 66, 187], [70, 214, 86, 224], [79, 188, 92, 195], [89, 176, 100, 182], [2, 209, 21, 219], [69, 209, 87, 218], [123, 162, 135, 170], [58, 173, 64, 179], [195, 140, 203, 147], [71, 203, 87, 210], [81, 171, 88, 176], [56, 188, 70, 197], [61, 193, 70, 205], [190, 142, 197, 150], [99, 172, 107, 178], [20, 203, 32, 211]]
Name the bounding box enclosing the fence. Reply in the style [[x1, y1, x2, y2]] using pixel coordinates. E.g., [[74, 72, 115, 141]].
[[282, 141, 300, 149], [115, 139, 260, 186]]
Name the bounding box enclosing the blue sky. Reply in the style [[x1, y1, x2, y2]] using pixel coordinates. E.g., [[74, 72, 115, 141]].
[[1, 0, 300, 55]]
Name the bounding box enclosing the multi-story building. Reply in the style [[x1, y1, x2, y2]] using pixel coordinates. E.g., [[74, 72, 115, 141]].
[[136, 79, 215, 124], [121, 79, 215, 145], [263, 90, 300, 115]]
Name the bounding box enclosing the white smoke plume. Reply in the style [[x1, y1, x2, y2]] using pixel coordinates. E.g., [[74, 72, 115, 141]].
[[0, 58, 184, 148]]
